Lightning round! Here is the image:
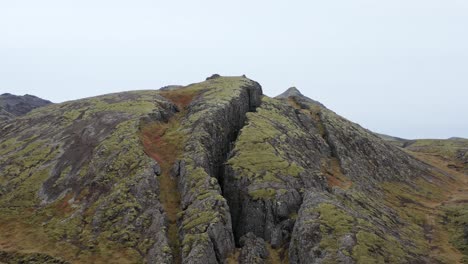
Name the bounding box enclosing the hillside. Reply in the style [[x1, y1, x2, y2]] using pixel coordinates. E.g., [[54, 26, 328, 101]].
[[0, 75, 466, 263]]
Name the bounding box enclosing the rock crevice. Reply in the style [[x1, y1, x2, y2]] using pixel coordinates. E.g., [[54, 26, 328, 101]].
[[174, 77, 263, 263]]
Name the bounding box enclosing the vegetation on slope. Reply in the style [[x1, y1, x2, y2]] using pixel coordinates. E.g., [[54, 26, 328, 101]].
[[0, 91, 170, 263]]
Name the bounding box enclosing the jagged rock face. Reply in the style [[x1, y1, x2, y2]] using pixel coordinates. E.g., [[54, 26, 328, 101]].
[[0, 77, 467, 263], [0, 93, 52, 121]]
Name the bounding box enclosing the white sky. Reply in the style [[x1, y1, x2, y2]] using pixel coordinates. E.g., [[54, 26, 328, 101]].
[[0, 0, 467, 139]]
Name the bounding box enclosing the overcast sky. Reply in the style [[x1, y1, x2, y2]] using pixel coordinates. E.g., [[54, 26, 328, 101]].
[[1, 1, 467, 139]]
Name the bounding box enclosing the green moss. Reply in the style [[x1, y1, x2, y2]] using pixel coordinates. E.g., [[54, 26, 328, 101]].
[[24, 90, 160, 124], [249, 188, 278, 199], [92, 120, 148, 186], [186, 166, 211, 193], [0, 139, 61, 208], [308, 203, 355, 260], [228, 142, 299, 179], [196, 191, 217, 201], [0, 137, 18, 156], [83, 100, 155, 119], [182, 233, 210, 255], [62, 109, 81, 121], [54, 165, 71, 187], [336, 190, 429, 259], [315, 203, 354, 236], [352, 231, 405, 263], [226, 97, 306, 200], [78, 164, 89, 178], [182, 211, 219, 231], [162, 245, 172, 254], [0, 167, 51, 208]]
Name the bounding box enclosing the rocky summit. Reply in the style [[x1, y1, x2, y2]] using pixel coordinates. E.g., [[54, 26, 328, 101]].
[[0, 76, 467, 264]]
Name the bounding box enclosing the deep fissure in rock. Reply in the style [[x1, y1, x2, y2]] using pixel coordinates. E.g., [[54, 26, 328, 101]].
[[216, 129, 240, 194], [215, 88, 260, 247], [173, 82, 262, 263], [219, 128, 245, 247]]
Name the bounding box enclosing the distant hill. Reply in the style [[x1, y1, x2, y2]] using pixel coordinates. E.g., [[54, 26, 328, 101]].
[[0, 93, 52, 121], [375, 133, 412, 147], [378, 134, 468, 173]]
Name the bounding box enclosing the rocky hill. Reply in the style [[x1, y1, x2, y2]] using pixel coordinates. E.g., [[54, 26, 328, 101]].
[[0, 93, 52, 121], [0, 75, 466, 263]]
